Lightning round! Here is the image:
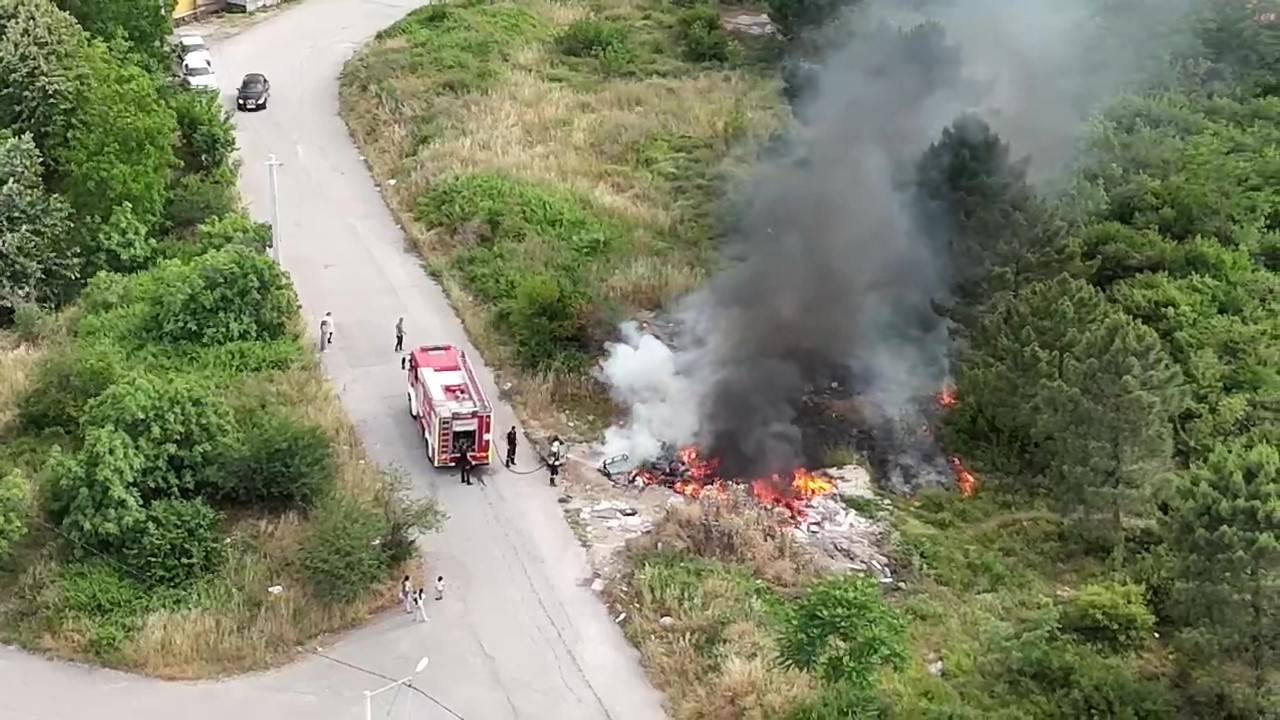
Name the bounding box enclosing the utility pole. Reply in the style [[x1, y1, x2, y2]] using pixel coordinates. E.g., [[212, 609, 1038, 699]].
[[363, 657, 430, 720], [266, 154, 284, 264]]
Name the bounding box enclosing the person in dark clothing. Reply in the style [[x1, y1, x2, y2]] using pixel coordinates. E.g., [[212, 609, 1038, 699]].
[[458, 449, 474, 485], [505, 426, 518, 467], [394, 317, 405, 352]]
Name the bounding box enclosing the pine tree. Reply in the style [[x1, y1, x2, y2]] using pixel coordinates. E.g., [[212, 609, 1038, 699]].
[[1167, 442, 1280, 715]]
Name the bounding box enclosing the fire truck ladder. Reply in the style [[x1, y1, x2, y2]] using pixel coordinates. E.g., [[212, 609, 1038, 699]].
[[438, 415, 452, 461]]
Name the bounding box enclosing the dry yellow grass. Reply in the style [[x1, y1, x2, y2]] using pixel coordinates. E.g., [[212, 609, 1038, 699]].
[[607, 493, 823, 718], [341, 0, 788, 432]]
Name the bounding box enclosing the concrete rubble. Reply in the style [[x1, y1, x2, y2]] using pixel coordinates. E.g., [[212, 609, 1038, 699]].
[[790, 464, 895, 581]]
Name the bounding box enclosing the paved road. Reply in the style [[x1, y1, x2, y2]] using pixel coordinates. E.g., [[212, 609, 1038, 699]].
[[0, 1, 666, 718]]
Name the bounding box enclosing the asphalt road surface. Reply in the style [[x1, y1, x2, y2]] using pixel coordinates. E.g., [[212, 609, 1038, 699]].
[[0, 1, 667, 718]]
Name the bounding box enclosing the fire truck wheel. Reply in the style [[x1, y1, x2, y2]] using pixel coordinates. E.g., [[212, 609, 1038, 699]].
[[407, 392, 418, 418]]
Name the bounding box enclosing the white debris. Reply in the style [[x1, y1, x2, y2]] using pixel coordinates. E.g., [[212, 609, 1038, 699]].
[[928, 659, 945, 677], [590, 577, 607, 592], [658, 616, 675, 628], [267, 585, 284, 595]]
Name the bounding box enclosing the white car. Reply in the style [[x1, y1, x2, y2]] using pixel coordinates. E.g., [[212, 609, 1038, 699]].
[[182, 58, 219, 91], [176, 34, 213, 67]]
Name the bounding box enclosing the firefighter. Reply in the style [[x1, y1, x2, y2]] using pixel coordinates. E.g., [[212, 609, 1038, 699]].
[[547, 436, 564, 487], [458, 449, 474, 485], [505, 426, 518, 467]]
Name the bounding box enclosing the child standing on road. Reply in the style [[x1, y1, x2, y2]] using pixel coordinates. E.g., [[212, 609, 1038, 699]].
[[434, 575, 445, 601]]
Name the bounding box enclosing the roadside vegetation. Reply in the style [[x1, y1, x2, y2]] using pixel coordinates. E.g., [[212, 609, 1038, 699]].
[[0, 0, 442, 678], [340, 0, 788, 429]]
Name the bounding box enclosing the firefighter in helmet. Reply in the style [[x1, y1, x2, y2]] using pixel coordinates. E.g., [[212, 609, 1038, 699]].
[[547, 436, 565, 487]]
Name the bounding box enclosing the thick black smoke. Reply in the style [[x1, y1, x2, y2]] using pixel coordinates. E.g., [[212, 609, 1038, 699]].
[[597, 0, 1201, 487], [675, 21, 971, 480]]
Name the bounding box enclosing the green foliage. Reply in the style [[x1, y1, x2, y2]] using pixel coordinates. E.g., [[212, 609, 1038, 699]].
[[416, 172, 629, 369], [19, 341, 127, 434], [219, 407, 335, 510], [778, 575, 907, 688], [122, 498, 226, 589], [163, 165, 241, 235], [676, 7, 734, 63], [45, 428, 148, 556], [0, 469, 31, 560], [167, 89, 237, 175], [557, 18, 629, 58], [0, 0, 177, 274], [160, 212, 272, 261], [1166, 442, 1279, 714], [0, 131, 78, 312], [1059, 582, 1156, 653], [54, 0, 173, 72], [765, 0, 855, 38], [299, 495, 392, 604], [359, 3, 546, 96], [55, 561, 158, 656], [143, 245, 299, 346], [10, 303, 54, 343], [81, 372, 237, 501]]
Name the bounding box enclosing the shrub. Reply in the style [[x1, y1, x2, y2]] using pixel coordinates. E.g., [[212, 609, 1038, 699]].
[[163, 166, 241, 233], [45, 428, 148, 556], [219, 408, 335, 510], [778, 575, 908, 687], [677, 7, 733, 63], [0, 468, 30, 559], [55, 561, 162, 657], [166, 89, 237, 174], [556, 19, 630, 58], [81, 371, 238, 500], [504, 272, 591, 370], [122, 498, 226, 588], [19, 341, 127, 433], [11, 302, 53, 342], [1059, 581, 1156, 653], [144, 245, 299, 346], [299, 495, 391, 604]]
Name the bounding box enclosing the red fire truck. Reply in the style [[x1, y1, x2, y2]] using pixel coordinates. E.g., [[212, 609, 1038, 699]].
[[405, 344, 494, 467]]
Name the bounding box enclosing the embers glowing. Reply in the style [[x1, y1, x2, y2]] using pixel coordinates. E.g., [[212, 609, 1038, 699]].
[[936, 384, 959, 408]]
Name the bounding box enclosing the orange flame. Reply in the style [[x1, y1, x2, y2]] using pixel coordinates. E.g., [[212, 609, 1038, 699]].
[[948, 456, 977, 498], [937, 384, 959, 408], [638, 445, 836, 520]]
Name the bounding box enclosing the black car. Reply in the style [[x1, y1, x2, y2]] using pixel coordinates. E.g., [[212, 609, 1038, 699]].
[[237, 73, 270, 111]]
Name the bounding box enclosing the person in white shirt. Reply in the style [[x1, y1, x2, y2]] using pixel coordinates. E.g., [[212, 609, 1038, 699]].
[[434, 575, 445, 601], [401, 575, 413, 614], [319, 311, 334, 351]]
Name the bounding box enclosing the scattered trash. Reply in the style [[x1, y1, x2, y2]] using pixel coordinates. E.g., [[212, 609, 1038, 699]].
[[267, 585, 284, 595], [614, 612, 627, 624], [590, 577, 607, 592], [658, 616, 675, 628]]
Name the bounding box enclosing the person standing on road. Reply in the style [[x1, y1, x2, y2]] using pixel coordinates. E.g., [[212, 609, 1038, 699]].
[[401, 575, 413, 614], [394, 317, 405, 353], [505, 426, 518, 467], [320, 311, 335, 351], [458, 449, 474, 485], [434, 575, 445, 601], [412, 588, 427, 622], [548, 436, 564, 487]]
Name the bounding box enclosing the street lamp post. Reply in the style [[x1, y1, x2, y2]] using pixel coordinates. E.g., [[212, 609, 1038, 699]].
[[266, 154, 284, 264], [363, 656, 430, 720]]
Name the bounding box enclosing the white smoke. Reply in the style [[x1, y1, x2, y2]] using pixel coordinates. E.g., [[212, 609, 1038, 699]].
[[595, 322, 700, 462]]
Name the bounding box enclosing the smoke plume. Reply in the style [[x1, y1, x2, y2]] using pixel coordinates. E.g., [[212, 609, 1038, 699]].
[[597, 0, 1198, 487]]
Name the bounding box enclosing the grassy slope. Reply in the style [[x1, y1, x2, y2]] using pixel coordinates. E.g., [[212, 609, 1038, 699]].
[[340, 0, 787, 432]]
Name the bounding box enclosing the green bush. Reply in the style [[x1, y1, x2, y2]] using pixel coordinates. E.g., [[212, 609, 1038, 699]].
[[19, 341, 127, 433], [166, 89, 237, 174], [299, 495, 392, 604], [788, 680, 883, 719], [677, 7, 733, 63], [55, 561, 165, 657], [143, 245, 299, 346], [11, 302, 53, 342], [0, 469, 30, 560], [556, 18, 630, 58], [163, 166, 241, 233], [122, 498, 226, 588], [45, 428, 148, 556], [1059, 582, 1156, 653], [778, 575, 908, 687], [505, 272, 591, 370], [219, 408, 335, 510], [81, 371, 238, 500]]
